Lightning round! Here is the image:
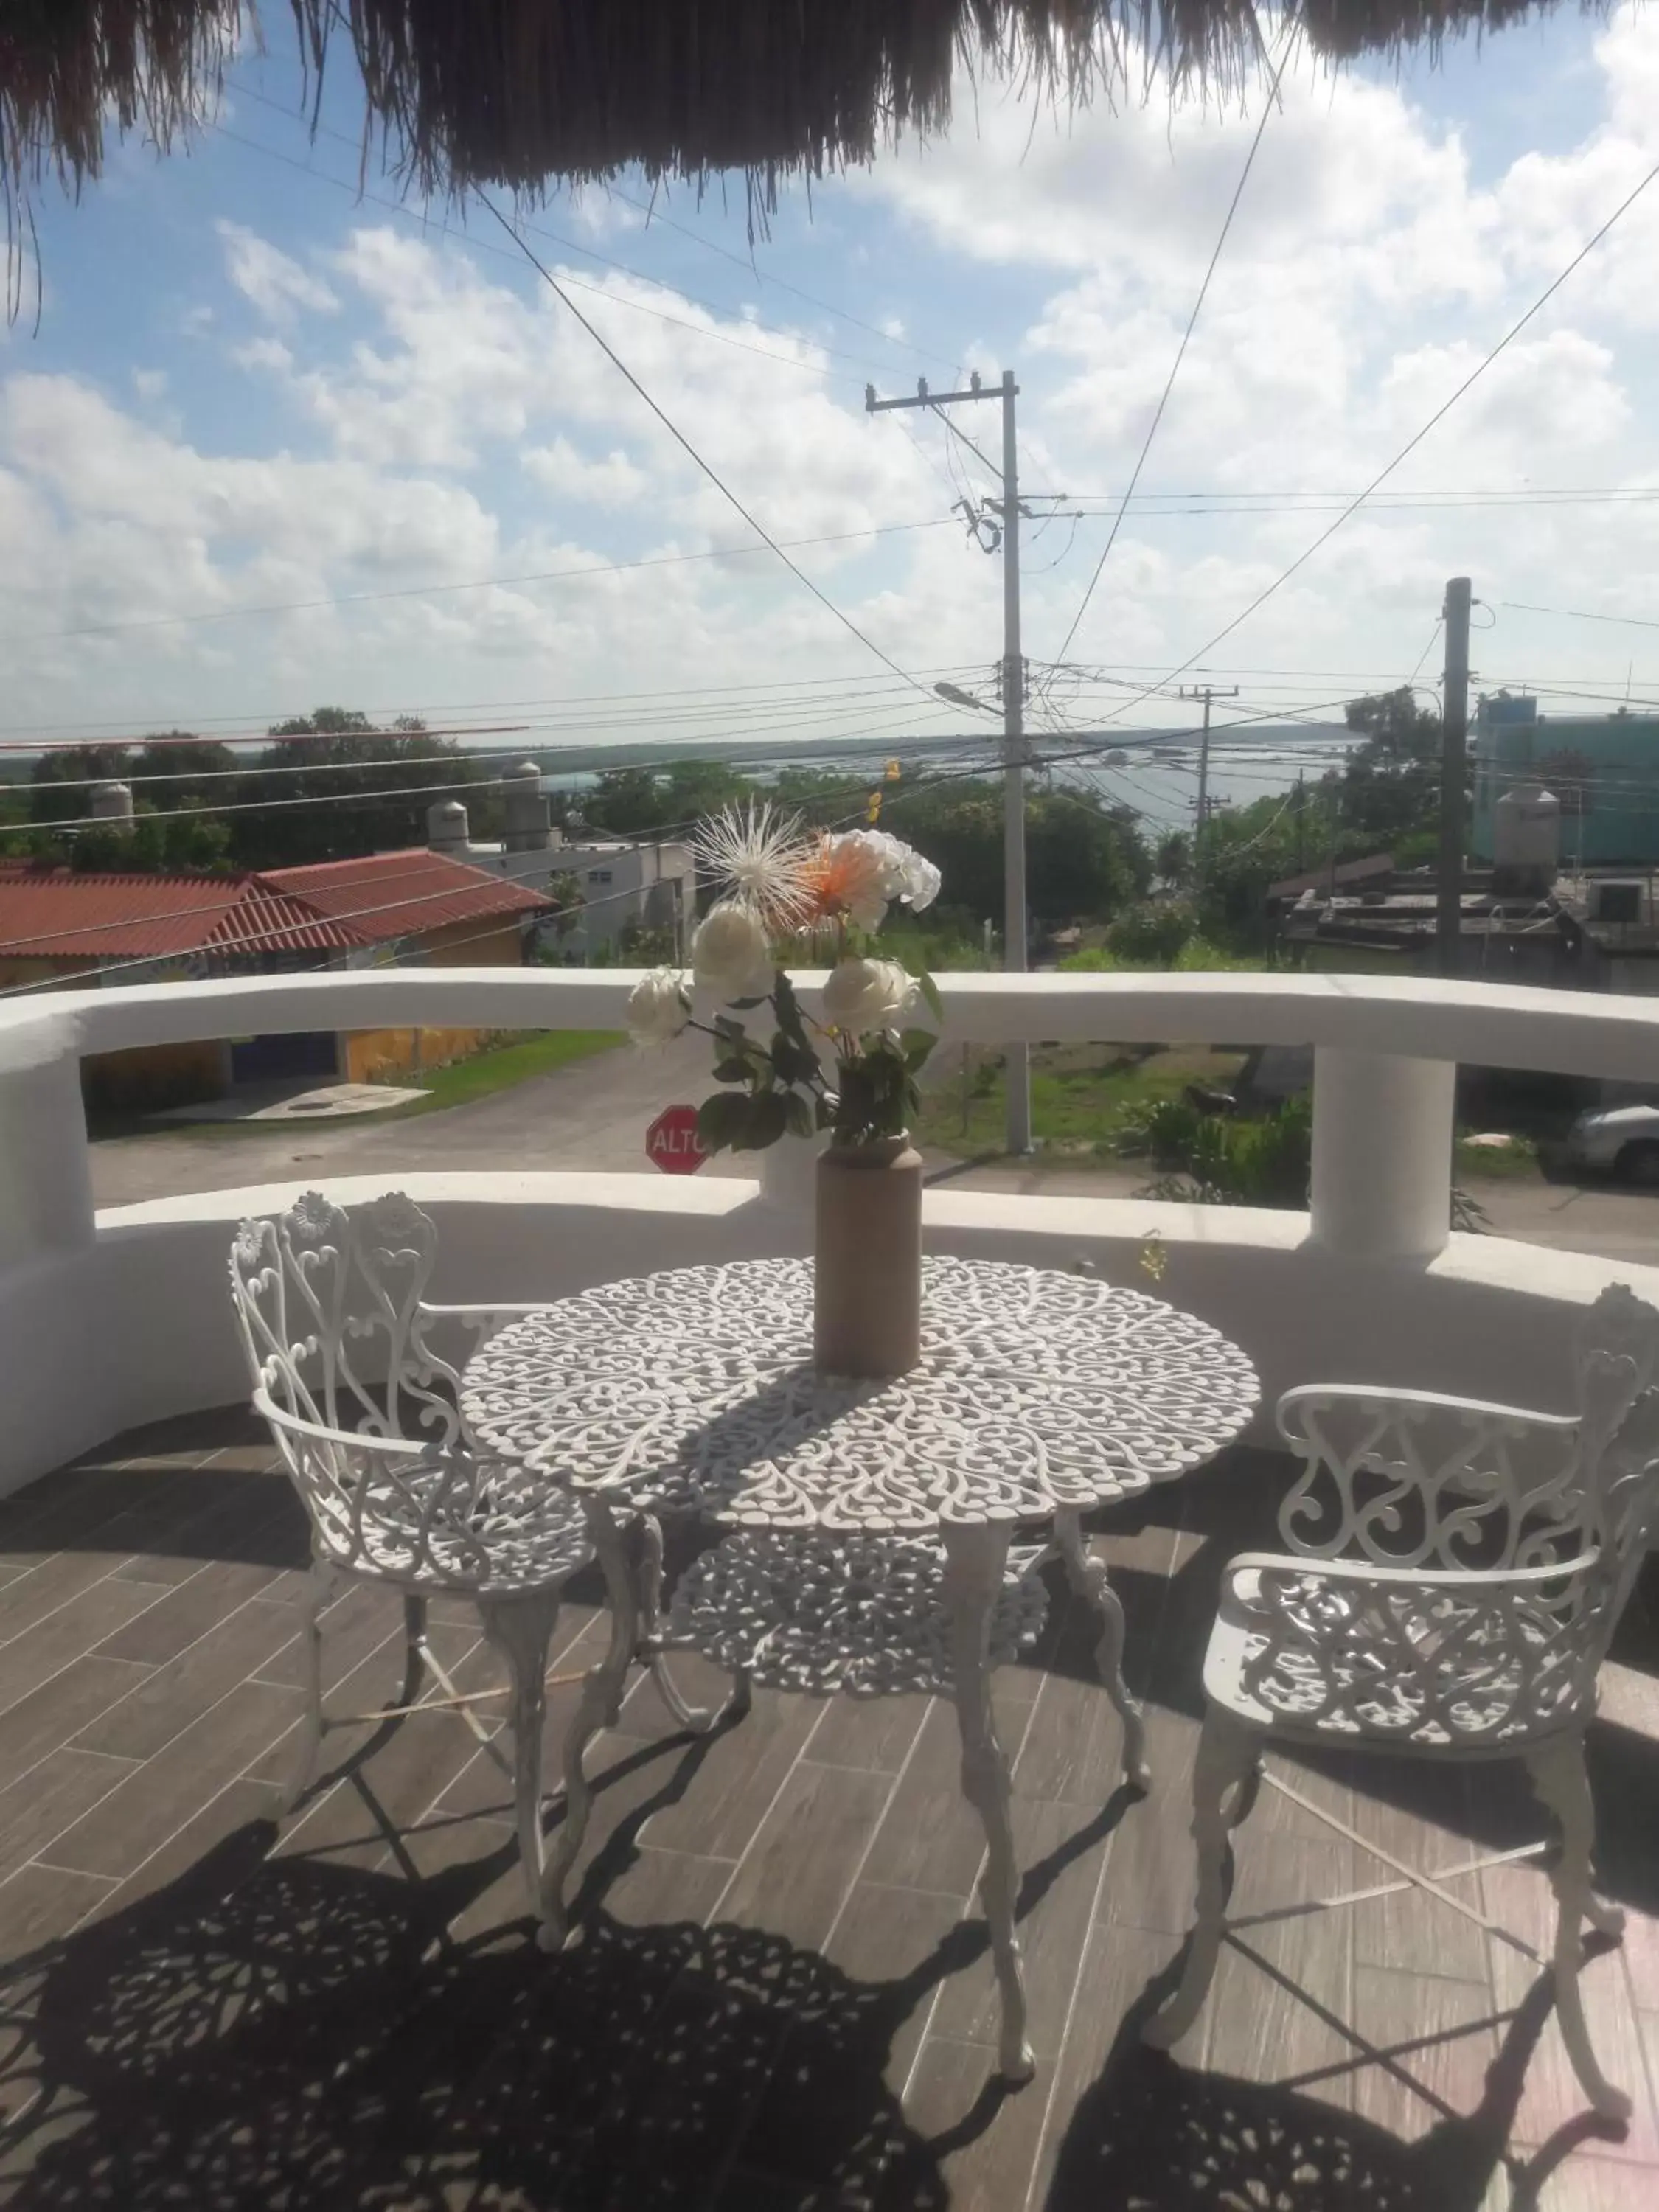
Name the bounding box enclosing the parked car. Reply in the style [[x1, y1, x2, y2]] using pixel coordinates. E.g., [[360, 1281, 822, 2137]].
[[1562, 1103, 1659, 1184]]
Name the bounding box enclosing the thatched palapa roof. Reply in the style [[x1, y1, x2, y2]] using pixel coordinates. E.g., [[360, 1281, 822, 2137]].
[[1, 0, 1580, 268]]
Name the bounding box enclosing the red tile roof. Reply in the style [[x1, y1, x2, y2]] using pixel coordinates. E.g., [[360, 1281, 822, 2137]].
[[0, 872, 352, 961], [0, 850, 549, 964], [260, 849, 550, 940]]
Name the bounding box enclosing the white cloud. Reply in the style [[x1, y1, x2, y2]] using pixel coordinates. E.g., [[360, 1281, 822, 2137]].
[[12, 11, 1659, 742], [217, 220, 339, 322]]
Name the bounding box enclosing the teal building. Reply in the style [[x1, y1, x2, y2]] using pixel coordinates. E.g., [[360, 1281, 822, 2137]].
[[1472, 693, 1659, 867]]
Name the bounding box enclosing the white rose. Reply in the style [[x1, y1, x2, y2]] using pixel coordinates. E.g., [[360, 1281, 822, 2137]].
[[691, 901, 774, 1001], [821, 956, 916, 1037], [626, 967, 690, 1047], [893, 844, 941, 912]]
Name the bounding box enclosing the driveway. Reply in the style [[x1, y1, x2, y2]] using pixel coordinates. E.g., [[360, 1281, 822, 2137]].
[[88, 1039, 1658, 1268], [88, 1034, 736, 1207]]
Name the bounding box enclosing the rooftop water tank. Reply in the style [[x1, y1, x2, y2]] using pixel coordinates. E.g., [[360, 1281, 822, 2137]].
[[501, 761, 552, 853], [1492, 783, 1559, 891], [428, 797, 470, 852]]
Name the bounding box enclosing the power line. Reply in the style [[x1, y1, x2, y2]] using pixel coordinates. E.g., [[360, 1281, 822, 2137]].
[[593, 179, 962, 375], [229, 74, 963, 381], [1498, 600, 1659, 632], [210, 123, 873, 387], [1054, 42, 1288, 668], [5, 771, 521, 838], [0, 659, 987, 748], [3, 723, 529, 757], [1060, 488, 1659, 512], [478, 195, 939, 706], [7, 521, 956, 647], [1093, 150, 1659, 728]]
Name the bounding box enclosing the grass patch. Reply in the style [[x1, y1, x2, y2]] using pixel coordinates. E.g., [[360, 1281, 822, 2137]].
[[917, 1043, 1248, 1161], [375, 1029, 624, 1117]]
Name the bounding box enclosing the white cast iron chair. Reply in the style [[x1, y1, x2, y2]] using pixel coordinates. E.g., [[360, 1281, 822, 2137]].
[[228, 1189, 594, 1946], [1145, 1284, 1659, 2123]]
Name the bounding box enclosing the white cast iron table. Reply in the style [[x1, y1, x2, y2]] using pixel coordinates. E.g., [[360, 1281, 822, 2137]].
[[460, 1253, 1259, 2078]]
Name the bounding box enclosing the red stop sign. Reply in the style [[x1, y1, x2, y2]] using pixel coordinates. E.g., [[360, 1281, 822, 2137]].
[[646, 1103, 708, 1175]]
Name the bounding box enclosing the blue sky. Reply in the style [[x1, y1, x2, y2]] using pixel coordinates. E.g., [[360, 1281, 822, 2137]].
[[6, 7, 1659, 765]]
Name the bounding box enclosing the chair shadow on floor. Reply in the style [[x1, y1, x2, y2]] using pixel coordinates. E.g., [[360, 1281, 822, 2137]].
[[0, 1820, 951, 2212], [1043, 1935, 1625, 2212]]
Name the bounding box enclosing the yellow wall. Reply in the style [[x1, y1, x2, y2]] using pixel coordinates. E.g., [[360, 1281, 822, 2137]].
[[341, 919, 527, 1084]]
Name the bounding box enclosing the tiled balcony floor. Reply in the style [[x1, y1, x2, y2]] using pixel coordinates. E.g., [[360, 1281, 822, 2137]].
[[2, 1410, 1658, 2210]]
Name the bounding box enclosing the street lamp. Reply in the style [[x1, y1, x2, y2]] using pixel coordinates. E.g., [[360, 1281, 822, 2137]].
[[934, 681, 995, 714]]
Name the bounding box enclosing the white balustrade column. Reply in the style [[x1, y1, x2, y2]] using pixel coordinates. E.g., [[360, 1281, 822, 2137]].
[[1309, 1047, 1455, 1262], [0, 1016, 96, 1267]]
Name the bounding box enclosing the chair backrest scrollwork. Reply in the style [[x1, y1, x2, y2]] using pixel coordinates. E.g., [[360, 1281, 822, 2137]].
[[228, 1189, 463, 1447]]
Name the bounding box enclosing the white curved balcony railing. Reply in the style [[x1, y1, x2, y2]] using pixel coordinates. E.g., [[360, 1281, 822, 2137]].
[[4, 967, 1659, 1491]]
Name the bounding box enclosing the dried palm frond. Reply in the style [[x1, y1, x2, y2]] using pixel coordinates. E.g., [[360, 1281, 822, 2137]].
[[1, 0, 1593, 321]]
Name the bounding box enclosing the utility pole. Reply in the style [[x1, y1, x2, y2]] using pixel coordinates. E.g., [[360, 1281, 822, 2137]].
[[1179, 683, 1238, 897], [868, 370, 1032, 1152], [1438, 577, 1472, 980]]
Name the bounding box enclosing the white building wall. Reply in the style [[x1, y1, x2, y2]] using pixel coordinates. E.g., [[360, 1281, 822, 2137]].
[[450, 838, 695, 957]]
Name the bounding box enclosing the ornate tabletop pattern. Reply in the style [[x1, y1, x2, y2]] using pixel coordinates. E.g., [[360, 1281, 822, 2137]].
[[460, 1256, 1259, 1534]]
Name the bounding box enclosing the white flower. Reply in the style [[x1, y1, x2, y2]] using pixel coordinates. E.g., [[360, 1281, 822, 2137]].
[[626, 967, 692, 1047], [821, 956, 916, 1037], [691, 902, 775, 1001], [891, 842, 941, 912], [692, 801, 814, 929]]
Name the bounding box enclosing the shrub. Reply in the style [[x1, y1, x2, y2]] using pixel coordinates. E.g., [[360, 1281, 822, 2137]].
[[1105, 900, 1197, 965]]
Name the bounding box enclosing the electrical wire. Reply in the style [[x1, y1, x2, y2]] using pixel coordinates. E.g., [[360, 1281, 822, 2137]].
[[1498, 600, 1659, 632], [0, 663, 990, 745], [8, 521, 957, 648], [228, 74, 967, 381], [478, 195, 939, 706], [1053, 41, 1289, 668], [209, 123, 879, 388], [1092, 150, 1659, 728]]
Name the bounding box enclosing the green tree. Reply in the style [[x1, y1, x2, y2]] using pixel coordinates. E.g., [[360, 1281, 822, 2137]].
[[1338, 686, 1452, 846], [227, 709, 493, 868], [1154, 829, 1192, 887], [29, 744, 131, 824]]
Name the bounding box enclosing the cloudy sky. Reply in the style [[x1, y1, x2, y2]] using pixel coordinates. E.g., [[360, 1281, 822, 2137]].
[[5, 6, 1659, 763]]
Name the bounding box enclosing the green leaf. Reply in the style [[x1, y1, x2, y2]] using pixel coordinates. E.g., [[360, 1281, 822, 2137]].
[[696, 1092, 753, 1153], [771, 1032, 817, 1086], [918, 970, 945, 1027], [737, 1092, 789, 1150], [783, 1090, 814, 1139], [900, 1027, 937, 1071], [714, 1015, 746, 1046], [711, 1056, 751, 1084], [773, 971, 809, 1046]]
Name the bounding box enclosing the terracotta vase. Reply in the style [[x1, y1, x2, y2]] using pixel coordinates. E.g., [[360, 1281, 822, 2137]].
[[813, 1134, 924, 1377]]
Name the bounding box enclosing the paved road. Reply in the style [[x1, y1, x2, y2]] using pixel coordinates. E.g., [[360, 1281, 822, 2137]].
[[88, 1038, 1659, 1267]]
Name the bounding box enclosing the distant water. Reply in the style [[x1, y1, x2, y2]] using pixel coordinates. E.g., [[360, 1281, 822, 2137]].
[[538, 725, 1357, 836]]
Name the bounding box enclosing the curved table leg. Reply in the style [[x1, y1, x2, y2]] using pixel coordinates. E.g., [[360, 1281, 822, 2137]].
[[1053, 1507, 1150, 1791], [943, 1520, 1034, 2084], [637, 1510, 748, 1734], [542, 1498, 640, 1947]]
